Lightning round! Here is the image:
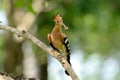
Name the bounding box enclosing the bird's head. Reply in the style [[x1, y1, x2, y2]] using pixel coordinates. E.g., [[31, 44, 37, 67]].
[[53, 13, 69, 30]]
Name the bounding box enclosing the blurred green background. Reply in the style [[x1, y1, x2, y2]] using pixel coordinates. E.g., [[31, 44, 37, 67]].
[[0, 0, 120, 80]]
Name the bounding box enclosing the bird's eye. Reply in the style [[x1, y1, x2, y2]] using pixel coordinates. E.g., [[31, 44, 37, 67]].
[[59, 14, 62, 17]]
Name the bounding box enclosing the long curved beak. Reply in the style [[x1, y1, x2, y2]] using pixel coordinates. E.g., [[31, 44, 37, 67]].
[[62, 23, 69, 30]]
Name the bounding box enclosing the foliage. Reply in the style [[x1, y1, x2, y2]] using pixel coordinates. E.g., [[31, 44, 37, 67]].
[[0, 0, 120, 80], [35, 0, 120, 56]]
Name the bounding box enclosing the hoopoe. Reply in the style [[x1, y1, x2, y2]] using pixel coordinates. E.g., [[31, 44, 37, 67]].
[[48, 13, 71, 75]]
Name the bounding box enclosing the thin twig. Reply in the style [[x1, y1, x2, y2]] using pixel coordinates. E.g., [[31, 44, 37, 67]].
[[0, 25, 80, 80]]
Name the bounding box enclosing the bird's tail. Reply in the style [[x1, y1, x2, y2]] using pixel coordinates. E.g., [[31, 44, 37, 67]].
[[65, 70, 69, 75], [65, 54, 71, 76], [67, 54, 71, 65]]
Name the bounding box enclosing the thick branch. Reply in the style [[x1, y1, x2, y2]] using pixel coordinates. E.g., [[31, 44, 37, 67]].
[[0, 25, 80, 80], [0, 72, 37, 80]]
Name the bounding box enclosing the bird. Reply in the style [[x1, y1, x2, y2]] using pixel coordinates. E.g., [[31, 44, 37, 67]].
[[48, 13, 71, 75]]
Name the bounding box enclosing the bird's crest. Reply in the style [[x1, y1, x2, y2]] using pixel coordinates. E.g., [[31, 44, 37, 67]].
[[53, 13, 69, 30]]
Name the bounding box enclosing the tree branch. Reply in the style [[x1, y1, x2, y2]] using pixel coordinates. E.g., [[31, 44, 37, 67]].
[[0, 72, 37, 80], [0, 25, 80, 80]]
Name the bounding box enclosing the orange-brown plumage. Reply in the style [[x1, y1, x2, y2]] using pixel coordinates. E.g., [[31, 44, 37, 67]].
[[48, 13, 71, 75]]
